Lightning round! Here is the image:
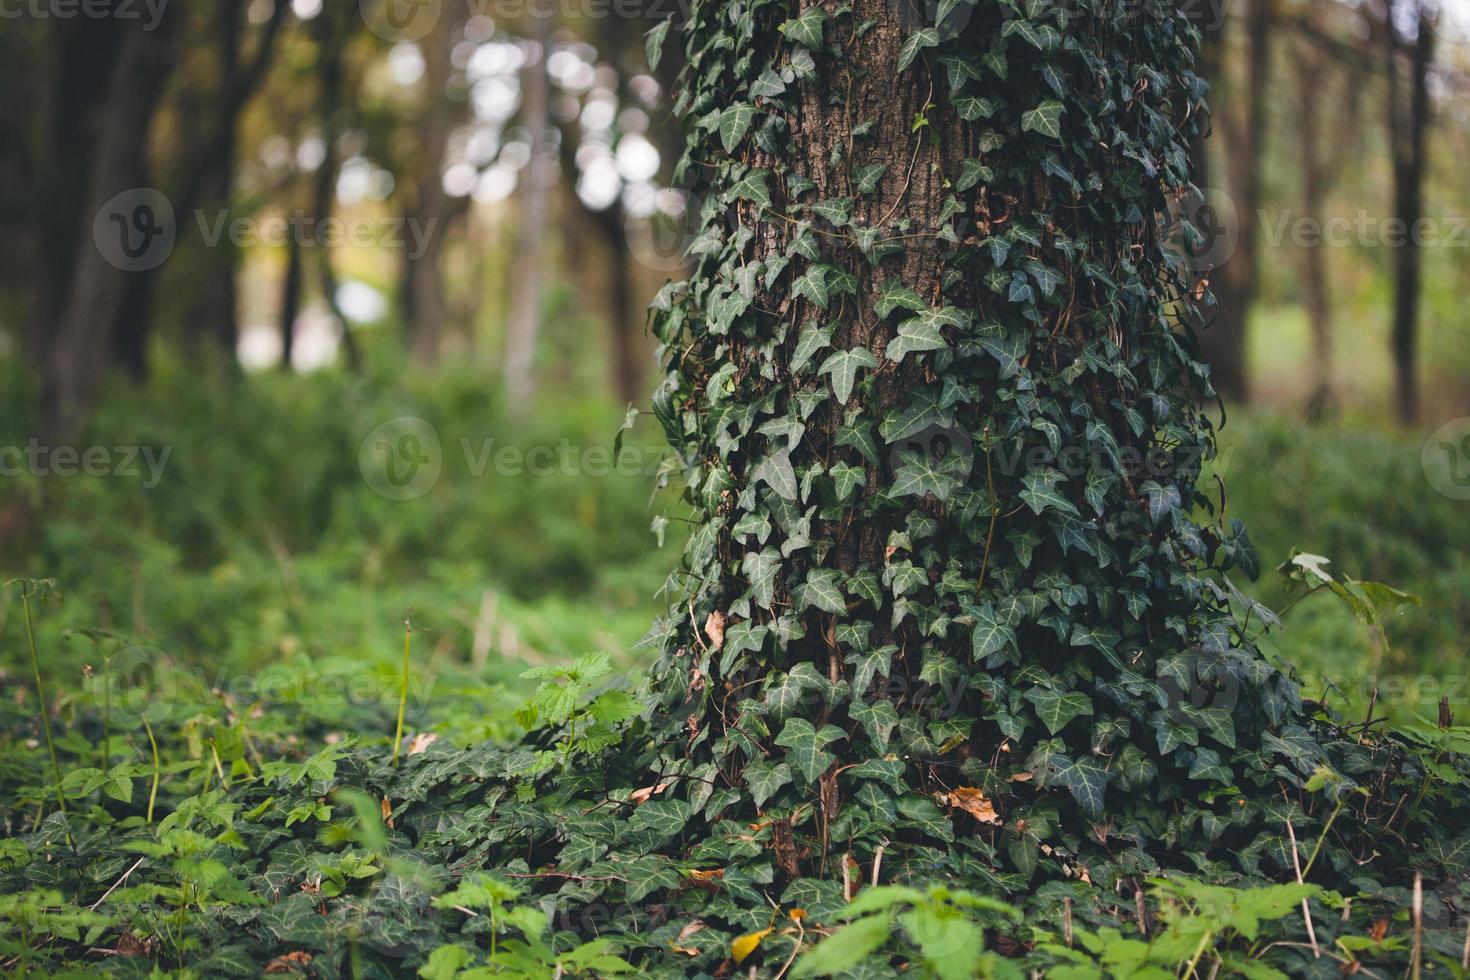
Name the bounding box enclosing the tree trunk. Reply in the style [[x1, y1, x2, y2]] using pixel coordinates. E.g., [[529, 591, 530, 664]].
[[40, 20, 178, 437], [1201, 0, 1272, 404], [1386, 0, 1432, 424], [401, 2, 467, 368], [636, 0, 1304, 888], [592, 203, 644, 407], [1295, 32, 1335, 420], [502, 6, 554, 414]]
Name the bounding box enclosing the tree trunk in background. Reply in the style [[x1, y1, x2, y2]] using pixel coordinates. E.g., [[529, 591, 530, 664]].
[[503, 7, 554, 415], [188, 1, 247, 362], [22, 18, 126, 379], [41, 21, 178, 438], [1386, 0, 1432, 425], [1203, 0, 1271, 404], [280, 227, 304, 370], [308, 2, 361, 372], [637, 0, 1304, 888], [1295, 33, 1335, 420], [593, 198, 643, 408], [111, 0, 289, 379], [402, 2, 468, 367]]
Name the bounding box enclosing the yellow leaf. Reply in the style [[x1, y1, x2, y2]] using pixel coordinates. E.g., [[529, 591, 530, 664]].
[[947, 787, 1002, 825], [732, 927, 772, 964]]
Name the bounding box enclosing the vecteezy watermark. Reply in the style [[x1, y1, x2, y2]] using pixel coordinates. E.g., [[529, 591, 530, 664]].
[[0, 0, 169, 29], [195, 210, 439, 260], [1260, 209, 1470, 250], [359, 416, 444, 501], [92, 187, 440, 272], [1423, 416, 1470, 501], [357, 416, 672, 500], [0, 440, 171, 488], [93, 187, 176, 272]]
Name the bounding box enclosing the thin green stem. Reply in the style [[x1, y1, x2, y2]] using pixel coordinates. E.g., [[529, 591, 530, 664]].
[[22, 591, 67, 816], [1181, 929, 1213, 979], [143, 716, 160, 824], [1301, 797, 1347, 880], [391, 612, 412, 768]]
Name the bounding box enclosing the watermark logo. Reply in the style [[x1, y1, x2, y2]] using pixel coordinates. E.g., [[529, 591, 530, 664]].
[[1159, 647, 1241, 731], [886, 422, 975, 487], [1166, 185, 1240, 279], [626, 189, 701, 274], [360, 416, 443, 500], [93, 187, 176, 272], [0, 0, 170, 30], [1423, 416, 1470, 501], [360, 0, 442, 42]]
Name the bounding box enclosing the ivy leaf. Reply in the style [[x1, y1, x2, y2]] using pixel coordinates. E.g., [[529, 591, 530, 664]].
[[954, 95, 999, 121], [1056, 756, 1112, 817], [775, 718, 846, 783], [956, 159, 993, 192], [885, 313, 951, 362], [898, 27, 939, 72], [849, 644, 897, 697], [829, 461, 865, 502], [781, 7, 829, 49], [811, 197, 854, 227], [719, 104, 758, 153], [791, 321, 833, 375], [630, 799, 693, 838], [1188, 748, 1233, 784], [874, 278, 927, 319], [745, 761, 793, 807], [890, 448, 962, 501], [728, 168, 772, 207], [853, 162, 887, 196], [753, 450, 798, 501], [794, 266, 832, 309], [1002, 18, 1051, 51], [1019, 468, 1079, 517], [743, 548, 782, 608], [966, 602, 1016, 660], [819, 347, 878, 404], [1021, 100, 1064, 140], [1024, 688, 1093, 735], [750, 67, 787, 98], [644, 18, 673, 70], [796, 568, 847, 615]]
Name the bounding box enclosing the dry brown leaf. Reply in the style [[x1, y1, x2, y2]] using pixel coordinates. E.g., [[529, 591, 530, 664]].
[[704, 610, 727, 650], [264, 951, 313, 973], [687, 868, 724, 881], [947, 787, 1002, 825], [380, 797, 394, 830], [629, 783, 671, 805], [407, 732, 438, 756]]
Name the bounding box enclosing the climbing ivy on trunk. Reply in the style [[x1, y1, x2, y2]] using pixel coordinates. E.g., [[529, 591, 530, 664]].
[[636, 0, 1309, 888]]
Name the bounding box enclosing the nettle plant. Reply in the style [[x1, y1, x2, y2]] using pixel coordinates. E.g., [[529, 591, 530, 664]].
[[634, 0, 1302, 894]]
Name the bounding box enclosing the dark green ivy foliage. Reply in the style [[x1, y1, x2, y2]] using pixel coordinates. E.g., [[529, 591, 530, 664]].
[[637, 0, 1302, 891]]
